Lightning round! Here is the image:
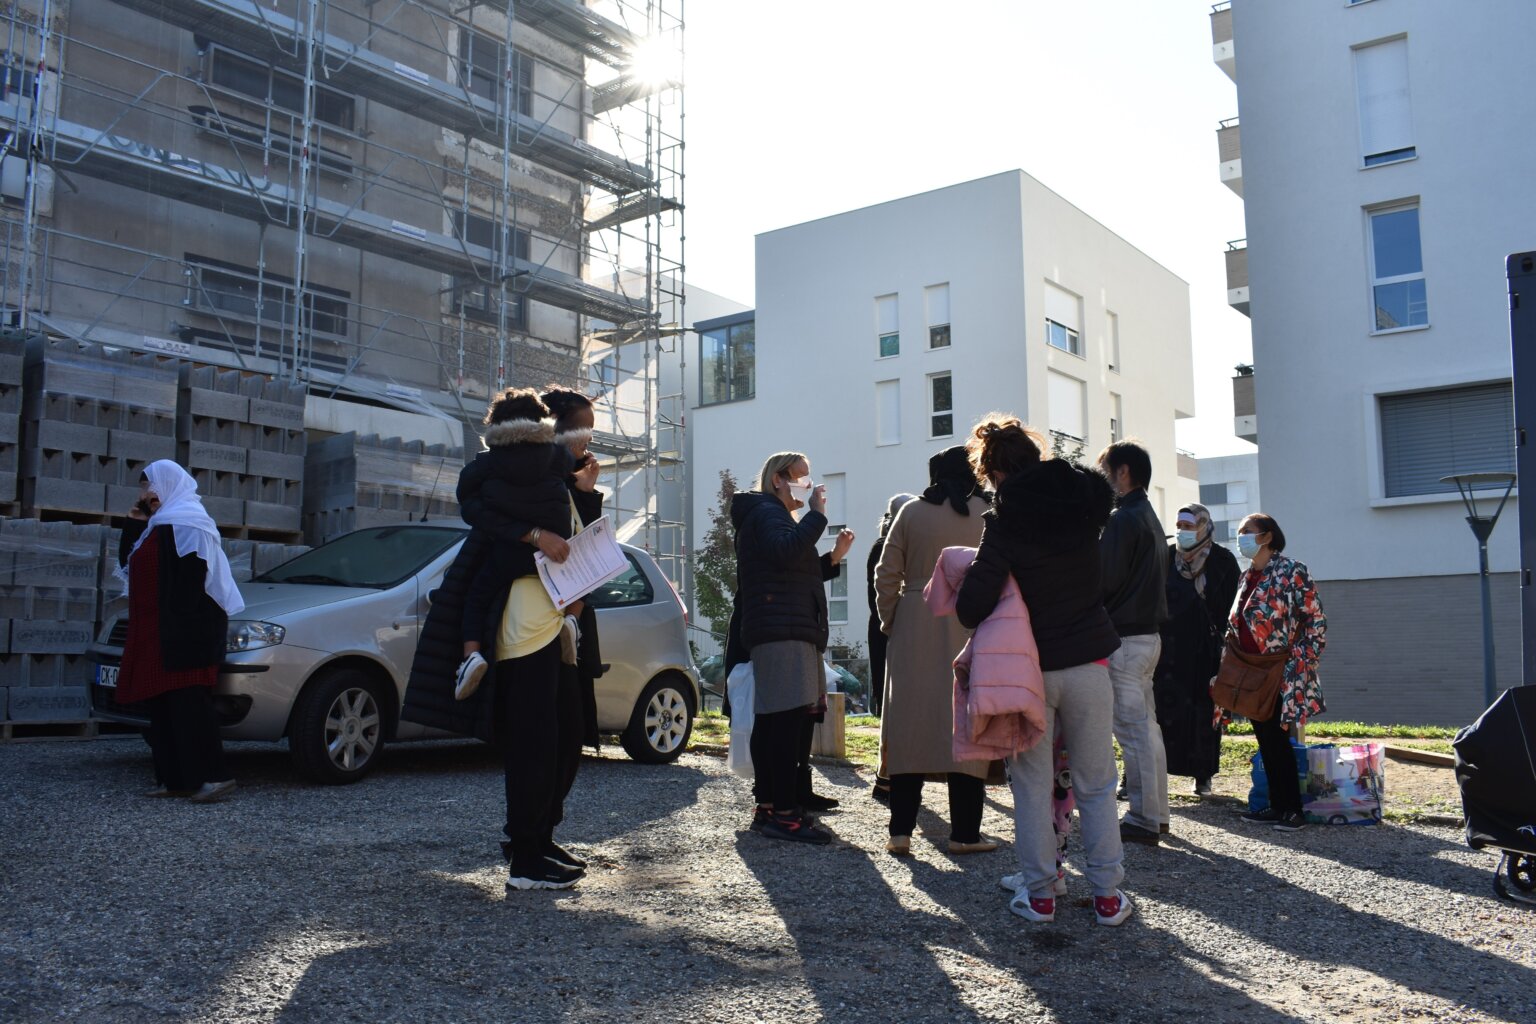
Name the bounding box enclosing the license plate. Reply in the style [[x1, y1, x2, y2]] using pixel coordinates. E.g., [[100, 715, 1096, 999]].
[[95, 664, 119, 688]]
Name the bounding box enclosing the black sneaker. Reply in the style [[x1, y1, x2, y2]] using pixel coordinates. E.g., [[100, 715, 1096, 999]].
[[507, 857, 583, 891], [547, 841, 586, 870], [1273, 812, 1308, 832], [1240, 807, 1283, 824], [1120, 822, 1161, 847], [749, 805, 772, 832], [802, 791, 840, 812], [760, 811, 831, 845]]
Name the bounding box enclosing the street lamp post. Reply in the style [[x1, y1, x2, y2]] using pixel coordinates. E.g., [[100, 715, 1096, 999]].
[[1443, 472, 1518, 709]]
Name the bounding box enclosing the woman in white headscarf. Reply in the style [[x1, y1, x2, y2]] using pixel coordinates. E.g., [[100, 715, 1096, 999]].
[[115, 460, 245, 803], [1152, 503, 1239, 796]]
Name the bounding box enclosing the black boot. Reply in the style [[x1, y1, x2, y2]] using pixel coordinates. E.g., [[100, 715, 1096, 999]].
[[799, 767, 839, 812]]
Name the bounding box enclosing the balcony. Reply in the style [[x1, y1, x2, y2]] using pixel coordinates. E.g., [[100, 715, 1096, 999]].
[[1211, 3, 1235, 81], [1225, 240, 1249, 317], [1217, 117, 1242, 197], [1233, 364, 1257, 444]]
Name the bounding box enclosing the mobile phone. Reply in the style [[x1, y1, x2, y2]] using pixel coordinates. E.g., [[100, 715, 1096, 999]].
[[134, 498, 152, 516]]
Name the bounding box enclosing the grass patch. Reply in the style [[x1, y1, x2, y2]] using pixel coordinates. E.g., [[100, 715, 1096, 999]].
[[692, 710, 729, 748], [1225, 721, 1458, 739]]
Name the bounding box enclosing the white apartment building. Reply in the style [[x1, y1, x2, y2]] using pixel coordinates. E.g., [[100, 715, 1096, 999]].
[[1215, 0, 1534, 724], [689, 171, 1197, 644], [1197, 451, 1261, 557]]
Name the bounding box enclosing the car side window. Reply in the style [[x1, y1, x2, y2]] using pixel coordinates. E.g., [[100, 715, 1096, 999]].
[[585, 553, 654, 609]]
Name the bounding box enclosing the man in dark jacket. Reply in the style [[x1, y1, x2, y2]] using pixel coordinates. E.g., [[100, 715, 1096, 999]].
[[1098, 441, 1170, 847]]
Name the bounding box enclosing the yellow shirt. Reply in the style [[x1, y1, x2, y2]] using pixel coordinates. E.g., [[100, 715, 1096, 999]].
[[496, 577, 563, 661]]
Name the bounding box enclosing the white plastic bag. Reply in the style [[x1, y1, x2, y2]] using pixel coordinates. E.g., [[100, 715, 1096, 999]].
[[727, 662, 756, 779]]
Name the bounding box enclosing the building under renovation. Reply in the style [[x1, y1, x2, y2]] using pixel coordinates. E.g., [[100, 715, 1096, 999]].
[[0, 0, 683, 726]]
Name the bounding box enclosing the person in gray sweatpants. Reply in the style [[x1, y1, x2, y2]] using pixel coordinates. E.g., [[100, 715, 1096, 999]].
[[955, 414, 1134, 926]]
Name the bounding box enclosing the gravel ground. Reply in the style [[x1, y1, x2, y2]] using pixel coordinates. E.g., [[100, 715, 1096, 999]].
[[2, 736, 1534, 1024]]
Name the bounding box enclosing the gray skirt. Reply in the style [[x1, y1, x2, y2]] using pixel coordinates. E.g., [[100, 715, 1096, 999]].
[[750, 640, 823, 715]]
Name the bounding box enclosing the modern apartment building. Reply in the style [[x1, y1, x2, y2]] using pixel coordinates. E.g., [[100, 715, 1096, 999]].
[[1197, 451, 1260, 557], [1213, 0, 1534, 724], [0, 0, 681, 463], [689, 171, 1198, 640]]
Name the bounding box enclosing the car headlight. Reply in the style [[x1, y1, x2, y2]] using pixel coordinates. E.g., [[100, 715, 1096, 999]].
[[227, 621, 286, 653]]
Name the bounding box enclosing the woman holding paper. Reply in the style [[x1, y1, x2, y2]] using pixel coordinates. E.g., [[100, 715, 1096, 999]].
[[732, 452, 838, 845]]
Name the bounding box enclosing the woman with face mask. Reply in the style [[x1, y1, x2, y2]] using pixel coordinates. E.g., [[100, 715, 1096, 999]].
[[732, 452, 853, 844], [1152, 504, 1240, 797], [1231, 513, 1328, 833]]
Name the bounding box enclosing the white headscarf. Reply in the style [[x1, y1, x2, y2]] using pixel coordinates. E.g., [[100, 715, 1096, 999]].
[[127, 460, 245, 616]]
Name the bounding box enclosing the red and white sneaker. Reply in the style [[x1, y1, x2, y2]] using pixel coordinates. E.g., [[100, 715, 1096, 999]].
[[1094, 889, 1134, 927], [1008, 892, 1056, 922]]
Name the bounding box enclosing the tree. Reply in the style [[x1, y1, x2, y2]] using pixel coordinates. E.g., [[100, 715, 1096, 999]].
[[1051, 431, 1087, 464], [693, 469, 739, 629]]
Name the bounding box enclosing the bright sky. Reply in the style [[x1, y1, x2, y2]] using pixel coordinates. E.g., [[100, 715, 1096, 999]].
[[681, 0, 1256, 459]]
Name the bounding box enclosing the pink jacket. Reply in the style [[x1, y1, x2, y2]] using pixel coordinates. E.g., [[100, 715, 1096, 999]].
[[924, 546, 1047, 761]]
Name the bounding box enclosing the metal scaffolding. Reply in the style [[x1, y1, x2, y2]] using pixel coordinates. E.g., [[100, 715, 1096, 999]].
[[0, 0, 685, 578]]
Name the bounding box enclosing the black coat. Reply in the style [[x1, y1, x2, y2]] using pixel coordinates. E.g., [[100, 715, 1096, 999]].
[[117, 520, 228, 672], [955, 460, 1121, 671], [400, 531, 499, 741], [456, 420, 575, 583], [1100, 488, 1170, 637], [722, 549, 839, 718], [730, 492, 829, 651], [1154, 542, 1240, 779]]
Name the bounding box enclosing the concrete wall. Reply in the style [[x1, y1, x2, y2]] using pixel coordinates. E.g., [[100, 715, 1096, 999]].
[[1231, 0, 1535, 584], [1318, 573, 1522, 727], [689, 171, 1195, 636]]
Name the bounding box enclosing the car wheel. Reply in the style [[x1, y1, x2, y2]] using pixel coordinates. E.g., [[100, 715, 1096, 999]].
[[290, 668, 387, 784], [620, 675, 695, 764]]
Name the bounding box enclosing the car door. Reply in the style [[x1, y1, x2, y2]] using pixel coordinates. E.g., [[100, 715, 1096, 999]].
[[588, 550, 672, 732]]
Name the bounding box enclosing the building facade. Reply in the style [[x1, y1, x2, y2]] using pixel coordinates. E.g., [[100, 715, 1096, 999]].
[[689, 171, 1197, 644], [1197, 451, 1261, 557], [1214, 0, 1533, 724]]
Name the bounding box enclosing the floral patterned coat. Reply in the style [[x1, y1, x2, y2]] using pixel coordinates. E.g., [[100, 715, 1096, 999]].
[[1227, 554, 1327, 725]]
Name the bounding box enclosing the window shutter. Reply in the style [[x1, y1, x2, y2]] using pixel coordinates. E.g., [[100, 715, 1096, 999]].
[[1047, 370, 1086, 440], [1355, 39, 1413, 159], [876, 380, 901, 446], [926, 283, 950, 326], [1044, 281, 1080, 331], [1380, 383, 1514, 497], [876, 295, 899, 335]]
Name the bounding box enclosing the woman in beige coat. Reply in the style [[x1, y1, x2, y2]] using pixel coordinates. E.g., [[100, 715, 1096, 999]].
[[875, 445, 994, 856]]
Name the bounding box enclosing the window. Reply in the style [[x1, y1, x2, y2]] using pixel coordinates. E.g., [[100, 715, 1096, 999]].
[[828, 553, 849, 624], [186, 252, 350, 340], [458, 30, 534, 115], [876, 294, 899, 358], [929, 372, 953, 438], [875, 379, 901, 446], [1369, 204, 1428, 330], [1199, 482, 1228, 506], [699, 320, 755, 405], [1047, 370, 1086, 444], [189, 106, 353, 178], [1044, 281, 1083, 357], [1354, 38, 1414, 166], [926, 283, 951, 349], [1212, 520, 1232, 543], [1109, 392, 1123, 443], [585, 553, 654, 609], [452, 211, 530, 329], [1226, 481, 1249, 504], [1106, 310, 1121, 372], [1379, 382, 1515, 497], [206, 45, 355, 129]]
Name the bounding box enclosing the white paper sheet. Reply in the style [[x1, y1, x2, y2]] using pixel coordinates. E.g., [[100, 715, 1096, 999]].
[[534, 515, 629, 610]]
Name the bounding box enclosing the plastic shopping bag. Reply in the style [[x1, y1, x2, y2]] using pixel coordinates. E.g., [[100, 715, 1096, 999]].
[[727, 662, 756, 779], [1249, 740, 1385, 824]]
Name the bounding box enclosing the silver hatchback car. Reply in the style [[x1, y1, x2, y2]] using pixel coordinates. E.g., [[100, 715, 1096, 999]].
[[86, 522, 700, 783]]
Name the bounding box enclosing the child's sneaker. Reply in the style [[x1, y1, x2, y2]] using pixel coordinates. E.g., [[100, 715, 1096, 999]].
[[558, 615, 581, 666], [1008, 893, 1055, 922], [455, 652, 488, 701], [998, 869, 1068, 895], [1094, 889, 1134, 927]]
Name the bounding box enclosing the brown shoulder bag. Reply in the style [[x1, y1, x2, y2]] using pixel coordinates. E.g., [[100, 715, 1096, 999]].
[[1209, 637, 1288, 720]]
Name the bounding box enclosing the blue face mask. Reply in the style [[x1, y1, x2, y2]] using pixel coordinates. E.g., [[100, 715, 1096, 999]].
[[1176, 530, 1200, 551], [1237, 533, 1263, 559]]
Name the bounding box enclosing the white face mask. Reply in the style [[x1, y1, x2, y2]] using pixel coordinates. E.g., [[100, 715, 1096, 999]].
[[1176, 529, 1200, 551], [786, 475, 814, 500], [1237, 533, 1263, 559]]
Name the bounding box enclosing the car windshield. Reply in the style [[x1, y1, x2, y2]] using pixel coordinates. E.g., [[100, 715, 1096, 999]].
[[254, 526, 468, 589]]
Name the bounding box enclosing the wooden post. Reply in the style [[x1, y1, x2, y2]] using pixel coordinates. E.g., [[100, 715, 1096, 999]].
[[812, 692, 846, 758]]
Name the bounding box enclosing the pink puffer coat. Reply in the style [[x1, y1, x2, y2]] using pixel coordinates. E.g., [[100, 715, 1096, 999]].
[[924, 546, 1047, 761]]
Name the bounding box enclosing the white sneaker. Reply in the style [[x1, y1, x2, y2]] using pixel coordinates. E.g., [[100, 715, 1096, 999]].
[[455, 652, 489, 701], [189, 779, 236, 804], [558, 615, 581, 666], [1094, 889, 1135, 927], [999, 869, 1068, 895]]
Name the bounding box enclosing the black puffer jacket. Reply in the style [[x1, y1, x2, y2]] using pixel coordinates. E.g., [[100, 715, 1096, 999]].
[[1100, 488, 1170, 637], [456, 419, 575, 582], [955, 460, 1121, 671], [731, 491, 829, 651], [400, 531, 499, 740]]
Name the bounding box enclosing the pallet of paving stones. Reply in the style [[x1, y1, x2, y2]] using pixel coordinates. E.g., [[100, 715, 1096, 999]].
[[19, 337, 179, 520], [0, 518, 105, 658], [302, 432, 464, 546], [0, 329, 26, 506], [177, 366, 306, 539]]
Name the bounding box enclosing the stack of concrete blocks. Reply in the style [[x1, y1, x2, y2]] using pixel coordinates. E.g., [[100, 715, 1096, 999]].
[[303, 433, 464, 546], [0, 331, 25, 504], [177, 367, 306, 538], [19, 338, 178, 517], [0, 519, 104, 724]]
